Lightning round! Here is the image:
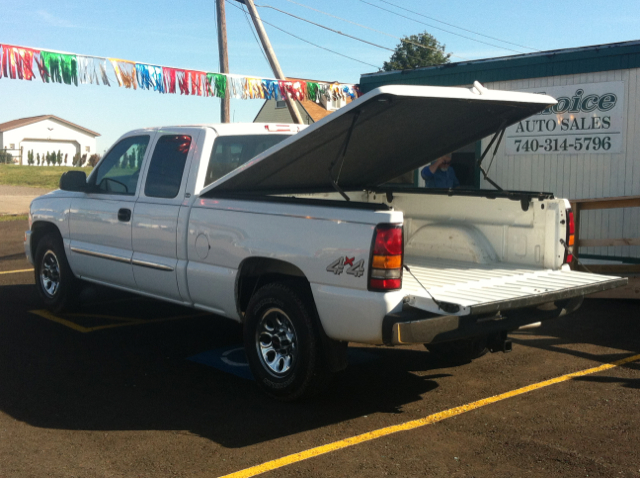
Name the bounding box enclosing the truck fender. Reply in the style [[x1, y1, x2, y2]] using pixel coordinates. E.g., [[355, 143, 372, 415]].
[[235, 257, 348, 373], [29, 221, 64, 261]]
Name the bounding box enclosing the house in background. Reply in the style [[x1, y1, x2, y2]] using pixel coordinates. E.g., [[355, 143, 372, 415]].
[[254, 79, 351, 124], [0, 115, 100, 165]]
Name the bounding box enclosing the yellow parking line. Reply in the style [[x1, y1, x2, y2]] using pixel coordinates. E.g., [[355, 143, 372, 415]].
[[84, 296, 154, 307], [30, 309, 91, 333], [221, 353, 640, 478], [29, 309, 210, 333], [67, 312, 147, 323], [0, 268, 33, 275], [81, 312, 211, 332]]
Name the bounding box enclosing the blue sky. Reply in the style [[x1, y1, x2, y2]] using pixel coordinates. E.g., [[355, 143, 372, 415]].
[[1, 0, 639, 152]]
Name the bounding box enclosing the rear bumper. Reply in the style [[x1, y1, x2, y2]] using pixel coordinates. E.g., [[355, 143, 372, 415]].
[[383, 296, 584, 346]]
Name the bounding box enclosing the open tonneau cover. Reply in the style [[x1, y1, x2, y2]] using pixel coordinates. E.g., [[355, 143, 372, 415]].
[[403, 257, 627, 316], [202, 83, 557, 195]]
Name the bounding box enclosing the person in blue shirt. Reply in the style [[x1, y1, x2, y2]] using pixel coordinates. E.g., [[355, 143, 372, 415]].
[[421, 153, 460, 188]]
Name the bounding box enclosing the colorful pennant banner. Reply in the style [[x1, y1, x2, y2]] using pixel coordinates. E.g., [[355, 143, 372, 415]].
[[0, 43, 361, 102]]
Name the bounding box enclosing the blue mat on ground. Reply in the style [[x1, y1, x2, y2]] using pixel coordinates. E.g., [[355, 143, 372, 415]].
[[189, 345, 379, 381]]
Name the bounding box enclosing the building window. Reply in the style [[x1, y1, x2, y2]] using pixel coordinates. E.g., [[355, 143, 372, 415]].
[[9, 144, 15, 149], [275, 100, 286, 109], [85, 146, 90, 152]]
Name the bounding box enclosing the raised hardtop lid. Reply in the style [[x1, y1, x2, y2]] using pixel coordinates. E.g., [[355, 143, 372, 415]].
[[203, 83, 556, 195]]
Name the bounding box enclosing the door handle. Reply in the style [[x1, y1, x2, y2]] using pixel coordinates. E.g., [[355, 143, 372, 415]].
[[118, 208, 132, 222]]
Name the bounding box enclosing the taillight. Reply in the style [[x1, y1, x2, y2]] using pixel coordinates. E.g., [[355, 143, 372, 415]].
[[565, 209, 575, 265], [369, 224, 403, 291]]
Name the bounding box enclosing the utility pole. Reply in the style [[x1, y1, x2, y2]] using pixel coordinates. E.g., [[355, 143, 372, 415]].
[[216, 0, 231, 123], [243, 0, 303, 124]]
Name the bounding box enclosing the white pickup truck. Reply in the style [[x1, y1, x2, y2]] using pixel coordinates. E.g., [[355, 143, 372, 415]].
[[25, 84, 625, 400]]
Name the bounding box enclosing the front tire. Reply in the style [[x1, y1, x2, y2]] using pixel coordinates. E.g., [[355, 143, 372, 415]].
[[34, 232, 81, 313], [244, 282, 331, 401]]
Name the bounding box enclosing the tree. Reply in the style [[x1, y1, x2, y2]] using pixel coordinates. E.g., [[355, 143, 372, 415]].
[[88, 154, 101, 167], [0, 149, 12, 164], [36, 153, 40, 166], [382, 31, 450, 72], [57, 150, 62, 166]]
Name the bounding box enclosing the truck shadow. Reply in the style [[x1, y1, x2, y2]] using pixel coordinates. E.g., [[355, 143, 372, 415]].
[[508, 298, 640, 371], [571, 375, 640, 390], [0, 283, 451, 449]]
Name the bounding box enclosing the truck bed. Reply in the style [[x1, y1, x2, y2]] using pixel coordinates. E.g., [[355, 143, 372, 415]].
[[403, 256, 626, 316]]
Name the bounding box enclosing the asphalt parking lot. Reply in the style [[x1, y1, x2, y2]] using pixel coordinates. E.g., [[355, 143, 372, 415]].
[[1, 218, 640, 477]]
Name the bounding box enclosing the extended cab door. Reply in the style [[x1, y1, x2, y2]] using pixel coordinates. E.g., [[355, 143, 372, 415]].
[[131, 129, 201, 301], [69, 131, 154, 288], [69, 133, 154, 289]]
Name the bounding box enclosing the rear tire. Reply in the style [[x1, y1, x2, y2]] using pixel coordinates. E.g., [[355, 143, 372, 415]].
[[426, 336, 489, 364], [34, 232, 81, 313], [244, 282, 331, 401]]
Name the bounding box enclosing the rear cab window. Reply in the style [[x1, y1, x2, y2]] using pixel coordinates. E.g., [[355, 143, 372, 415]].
[[204, 134, 289, 187], [144, 135, 192, 198]]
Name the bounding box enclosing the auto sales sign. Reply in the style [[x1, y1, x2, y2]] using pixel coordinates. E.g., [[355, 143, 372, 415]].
[[506, 81, 625, 155]]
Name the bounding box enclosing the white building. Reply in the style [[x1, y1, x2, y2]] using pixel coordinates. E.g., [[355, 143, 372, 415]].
[[0, 115, 100, 165]]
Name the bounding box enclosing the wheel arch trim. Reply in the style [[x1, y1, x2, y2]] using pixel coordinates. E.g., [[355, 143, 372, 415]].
[[29, 221, 64, 262], [235, 256, 309, 321]]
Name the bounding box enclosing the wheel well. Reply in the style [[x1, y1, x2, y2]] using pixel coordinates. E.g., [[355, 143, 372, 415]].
[[236, 257, 311, 320], [30, 221, 62, 259], [236, 257, 349, 374]]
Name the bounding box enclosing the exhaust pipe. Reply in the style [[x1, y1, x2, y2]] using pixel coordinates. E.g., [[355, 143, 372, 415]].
[[518, 321, 542, 330]]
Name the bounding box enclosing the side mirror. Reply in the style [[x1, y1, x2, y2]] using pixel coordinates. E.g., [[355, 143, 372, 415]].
[[59, 171, 88, 192]]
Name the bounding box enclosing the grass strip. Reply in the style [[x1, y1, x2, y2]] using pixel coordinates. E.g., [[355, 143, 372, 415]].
[[0, 165, 93, 189], [0, 214, 29, 222]]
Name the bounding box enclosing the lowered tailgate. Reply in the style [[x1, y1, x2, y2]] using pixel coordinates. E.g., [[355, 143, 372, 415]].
[[402, 257, 627, 316]]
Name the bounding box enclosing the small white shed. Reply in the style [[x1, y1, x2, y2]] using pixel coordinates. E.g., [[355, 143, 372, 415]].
[[0, 115, 100, 165]]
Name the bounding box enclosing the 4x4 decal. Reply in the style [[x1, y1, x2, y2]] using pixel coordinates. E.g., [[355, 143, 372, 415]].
[[326, 256, 365, 277]]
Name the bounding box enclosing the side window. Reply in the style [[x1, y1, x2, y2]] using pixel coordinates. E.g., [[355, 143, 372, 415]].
[[204, 134, 289, 186], [93, 136, 150, 195], [144, 135, 192, 198]]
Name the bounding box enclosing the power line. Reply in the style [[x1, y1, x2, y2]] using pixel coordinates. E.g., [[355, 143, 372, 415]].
[[356, 0, 526, 54], [257, 4, 395, 52], [225, 0, 380, 69], [259, 2, 470, 66], [375, 0, 539, 52], [261, 18, 382, 69], [279, 0, 469, 60], [232, 0, 463, 70], [239, 2, 272, 67]]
